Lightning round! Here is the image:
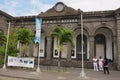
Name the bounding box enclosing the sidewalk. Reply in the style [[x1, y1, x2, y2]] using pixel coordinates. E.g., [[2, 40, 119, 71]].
[[0, 66, 120, 80]]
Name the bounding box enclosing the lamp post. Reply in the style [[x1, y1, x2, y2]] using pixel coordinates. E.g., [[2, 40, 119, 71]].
[[80, 11, 86, 78], [3, 22, 11, 70], [75, 11, 89, 80]]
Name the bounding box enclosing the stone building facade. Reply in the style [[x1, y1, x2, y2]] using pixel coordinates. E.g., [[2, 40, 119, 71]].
[[0, 2, 120, 70]]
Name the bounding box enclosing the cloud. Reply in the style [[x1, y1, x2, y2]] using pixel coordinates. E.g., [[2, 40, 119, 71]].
[[0, 0, 18, 16], [30, 0, 53, 14], [59, 0, 120, 11], [12, 0, 53, 16], [0, 0, 120, 16]]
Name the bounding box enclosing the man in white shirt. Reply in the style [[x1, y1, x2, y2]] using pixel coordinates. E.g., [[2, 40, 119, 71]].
[[93, 56, 98, 71]]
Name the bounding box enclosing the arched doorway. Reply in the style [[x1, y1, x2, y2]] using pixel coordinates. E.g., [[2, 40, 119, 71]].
[[76, 34, 87, 60], [95, 34, 106, 59], [94, 27, 113, 60]]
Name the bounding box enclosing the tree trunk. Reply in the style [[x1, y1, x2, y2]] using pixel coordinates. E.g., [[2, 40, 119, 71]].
[[58, 51, 61, 71]]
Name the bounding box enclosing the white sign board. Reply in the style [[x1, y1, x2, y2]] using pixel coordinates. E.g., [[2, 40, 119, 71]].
[[7, 56, 34, 68]]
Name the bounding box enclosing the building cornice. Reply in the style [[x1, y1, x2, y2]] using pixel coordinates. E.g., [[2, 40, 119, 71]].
[[0, 10, 14, 20]]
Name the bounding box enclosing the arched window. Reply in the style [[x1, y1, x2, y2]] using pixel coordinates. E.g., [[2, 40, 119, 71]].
[[95, 34, 105, 44], [76, 34, 87, 60]]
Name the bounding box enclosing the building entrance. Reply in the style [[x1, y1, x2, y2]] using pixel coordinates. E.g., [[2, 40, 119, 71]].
[[95, 34, 106, 58]]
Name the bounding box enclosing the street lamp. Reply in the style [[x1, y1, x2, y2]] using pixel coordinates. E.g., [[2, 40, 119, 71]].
[[75, 11, 89, 80], [80, 11, 86, 78], [3, 22, 11, 70]]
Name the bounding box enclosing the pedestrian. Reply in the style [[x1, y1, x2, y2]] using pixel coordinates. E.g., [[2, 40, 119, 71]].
[[98, 56, 103, 71], [92, 56, 98, 71], [103, 57, 110, 74]]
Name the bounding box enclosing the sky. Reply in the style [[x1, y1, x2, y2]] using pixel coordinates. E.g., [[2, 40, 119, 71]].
[[0, 0, 120, 17]]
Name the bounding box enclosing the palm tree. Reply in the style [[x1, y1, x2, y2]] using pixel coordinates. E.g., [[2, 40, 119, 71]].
[[16, 28, 34, 57], [50, 25, 75, 70]]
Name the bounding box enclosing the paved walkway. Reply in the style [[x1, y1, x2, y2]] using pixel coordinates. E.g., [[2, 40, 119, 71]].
[[0, 75, 28, 80], [0, 66, 120, 80]]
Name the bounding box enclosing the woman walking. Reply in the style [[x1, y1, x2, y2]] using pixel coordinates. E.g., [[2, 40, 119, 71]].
[[103, 58, 110, 74], [98, 56, 103, 71]]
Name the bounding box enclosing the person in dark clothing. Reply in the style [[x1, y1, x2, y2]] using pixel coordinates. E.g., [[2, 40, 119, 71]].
[[103, 58, 110, 74]]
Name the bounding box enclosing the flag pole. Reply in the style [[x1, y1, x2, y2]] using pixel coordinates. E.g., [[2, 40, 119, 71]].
[[37, 42, 40, 72], [32, 0, 41, 73], [3, 21, 11, 70], [35, 18, 42, 73]]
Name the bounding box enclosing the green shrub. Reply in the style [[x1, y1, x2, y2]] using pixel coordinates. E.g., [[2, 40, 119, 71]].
[[0, 46, 5, 65]]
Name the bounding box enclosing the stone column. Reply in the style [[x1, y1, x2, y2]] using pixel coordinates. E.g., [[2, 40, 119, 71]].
[[46, 36, 52, 60], [89, 36, 94, 60], [113, 36, 117, 68], [116, 16, 120, 70]]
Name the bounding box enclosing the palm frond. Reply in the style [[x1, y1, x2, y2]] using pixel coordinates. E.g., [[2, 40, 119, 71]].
[[50, 25, 75, 51]]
